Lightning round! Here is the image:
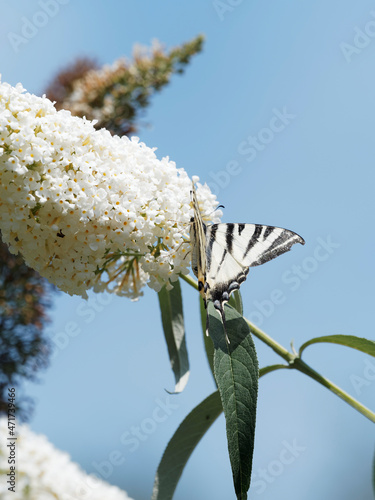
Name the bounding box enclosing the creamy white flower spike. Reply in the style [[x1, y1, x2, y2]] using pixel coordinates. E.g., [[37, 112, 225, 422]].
[[0, 417, 134, 499], [0, 80, 221, 298]]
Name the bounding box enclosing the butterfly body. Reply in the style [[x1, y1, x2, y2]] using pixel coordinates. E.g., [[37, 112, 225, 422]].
[[190, 182, 304, 336]]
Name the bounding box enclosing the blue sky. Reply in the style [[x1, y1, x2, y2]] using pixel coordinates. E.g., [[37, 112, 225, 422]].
[[1, 1, 375, 499]]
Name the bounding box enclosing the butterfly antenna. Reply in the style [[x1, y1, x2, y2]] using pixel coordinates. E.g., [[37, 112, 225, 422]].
[[203, 204, 225, 220]]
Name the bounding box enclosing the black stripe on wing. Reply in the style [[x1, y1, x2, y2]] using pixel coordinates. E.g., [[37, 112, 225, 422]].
[[238, 223, 245, 235], [250, 227, 304, 267], [226, 223, 234, 254], [216, 248, 228, 276], [206, 224, 217, 274], [243, 224, 263, 259], [263, 225, 275, 239]]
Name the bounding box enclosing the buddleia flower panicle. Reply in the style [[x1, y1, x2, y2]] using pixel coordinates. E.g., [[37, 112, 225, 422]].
[[46, 35, 205, 137], [0, 80, 221, 299]]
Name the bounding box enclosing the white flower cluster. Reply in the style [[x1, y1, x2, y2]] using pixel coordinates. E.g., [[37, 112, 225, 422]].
[[0, 80, 220, 298], [0, 417, 133, 500]]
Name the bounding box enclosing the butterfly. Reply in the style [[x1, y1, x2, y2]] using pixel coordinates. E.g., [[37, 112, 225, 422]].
[[189, 181, 305, 339]]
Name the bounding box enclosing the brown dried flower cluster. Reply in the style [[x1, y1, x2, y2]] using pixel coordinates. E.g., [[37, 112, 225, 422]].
[[46, 35, 204, 136]]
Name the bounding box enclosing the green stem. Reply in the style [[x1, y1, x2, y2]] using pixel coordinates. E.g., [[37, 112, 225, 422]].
[[181, 273, 375, 424], [259, 364, 289, 378], [243, 318, 375, 422], [292, 358, 375, 423], [180, 273, 198, 290]]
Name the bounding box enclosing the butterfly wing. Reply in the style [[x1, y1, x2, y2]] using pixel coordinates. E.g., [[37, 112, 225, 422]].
[[205, 222, 305, 313]]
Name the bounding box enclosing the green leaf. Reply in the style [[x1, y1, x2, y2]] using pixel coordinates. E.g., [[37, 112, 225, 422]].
[[158, 279, 189, 393], [299, 335, 375, 358], [208, 302, 259, 500], [199, 296, 215, 383], [152, 390, 222, 500]]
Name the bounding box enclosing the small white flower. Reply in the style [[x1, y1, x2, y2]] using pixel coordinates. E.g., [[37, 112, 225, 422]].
[[0, 80, 221, 299], [0, 417, 134, 499]]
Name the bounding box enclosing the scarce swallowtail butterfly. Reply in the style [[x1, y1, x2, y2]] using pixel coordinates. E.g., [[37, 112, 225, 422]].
[[190, 181, 305, 340]]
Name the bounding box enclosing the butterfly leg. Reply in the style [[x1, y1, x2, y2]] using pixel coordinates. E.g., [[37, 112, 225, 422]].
[[172, 239, 191, 261]]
